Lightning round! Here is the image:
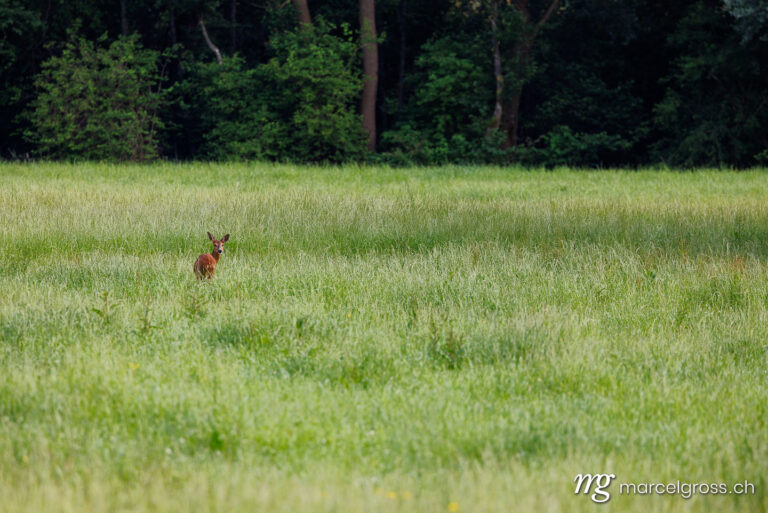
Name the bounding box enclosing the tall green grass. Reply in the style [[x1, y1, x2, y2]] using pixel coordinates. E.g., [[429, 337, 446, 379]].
[[1, 163, 766, 512]]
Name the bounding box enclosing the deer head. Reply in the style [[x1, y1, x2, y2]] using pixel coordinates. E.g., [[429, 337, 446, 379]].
[[207, 232, 230, 255]]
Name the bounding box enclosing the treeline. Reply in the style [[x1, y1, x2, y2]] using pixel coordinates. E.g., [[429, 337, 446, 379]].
[[1, 0, 767, 167]]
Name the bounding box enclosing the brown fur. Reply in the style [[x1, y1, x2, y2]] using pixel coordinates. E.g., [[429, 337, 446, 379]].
[[194, 232, 229, 279]]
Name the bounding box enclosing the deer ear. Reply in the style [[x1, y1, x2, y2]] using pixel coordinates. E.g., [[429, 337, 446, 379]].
[[207, 232, 213, 241], [222, 234, 230, 242]]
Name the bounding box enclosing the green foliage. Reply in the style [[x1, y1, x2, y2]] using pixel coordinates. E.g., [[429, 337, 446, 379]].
[[25, 34, 168, 162], [521, 64, 643, 166], [2, 0, 768, 167], [520, 125, 632, 167], [407, 37, 490, 137], [0, 0, 41, 89], [652, 2, 768, 167], [181, 57, 272, 160], [380, 36, 507, 164], [185, 21, 366, 162], [513, 0, 647, 167], [0, 0, 42, 156]]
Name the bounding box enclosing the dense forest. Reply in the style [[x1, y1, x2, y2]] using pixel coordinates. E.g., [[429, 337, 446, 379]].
[[1, 0, 767, 167]]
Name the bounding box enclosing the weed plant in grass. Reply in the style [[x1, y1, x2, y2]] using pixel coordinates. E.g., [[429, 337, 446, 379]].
[[0, 163, 767, 512]]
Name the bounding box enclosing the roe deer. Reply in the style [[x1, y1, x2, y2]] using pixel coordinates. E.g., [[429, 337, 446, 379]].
[[194, 232, 230, 279]]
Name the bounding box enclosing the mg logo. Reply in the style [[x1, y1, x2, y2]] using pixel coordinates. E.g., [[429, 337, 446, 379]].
[[574, 473, 616, 503]]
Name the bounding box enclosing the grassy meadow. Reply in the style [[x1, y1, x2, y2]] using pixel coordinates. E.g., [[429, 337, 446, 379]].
[[1, 162, 767, 512]]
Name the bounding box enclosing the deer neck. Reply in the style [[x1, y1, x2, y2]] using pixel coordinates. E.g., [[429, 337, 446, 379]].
[[210, 251, 221, 263]]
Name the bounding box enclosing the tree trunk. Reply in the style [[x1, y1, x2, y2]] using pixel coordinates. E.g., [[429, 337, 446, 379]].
[[487, 0, 503, 134], [502, 89, 522, 148], [120, 0, 128, 36], [199, 15, 223, 65], [376, 5, 388, 133], [292, 0, 312, 27], [396, 0, 407, 111], [229, 0, 237, 54], [501, 39, 530, 148], [360, 0, 378, 152], [497, 0, 560, 147]]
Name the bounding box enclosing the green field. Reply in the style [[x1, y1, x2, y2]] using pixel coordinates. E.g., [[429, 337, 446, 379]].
[[1, 163, 766, 512]]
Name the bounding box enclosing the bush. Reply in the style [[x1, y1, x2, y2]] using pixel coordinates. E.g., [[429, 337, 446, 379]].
[[520, 125, 632, 168], [26, 34, 167, 162], [379, 36, 499, 165], [184, 20, 366, 162]]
